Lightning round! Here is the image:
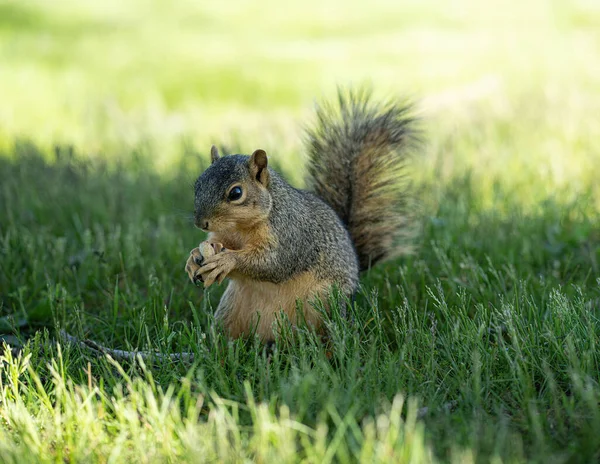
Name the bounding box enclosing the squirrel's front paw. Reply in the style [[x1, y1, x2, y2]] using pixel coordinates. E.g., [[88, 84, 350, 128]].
[[185, 242, 224, 286], [199, 251, 237, 287]]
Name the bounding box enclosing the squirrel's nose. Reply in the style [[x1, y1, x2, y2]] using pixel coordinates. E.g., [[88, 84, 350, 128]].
[[194, 218, 209, 231]]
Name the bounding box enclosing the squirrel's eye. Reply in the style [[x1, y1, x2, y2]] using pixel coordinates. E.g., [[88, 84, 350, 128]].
[[228, 186, 243, 201]]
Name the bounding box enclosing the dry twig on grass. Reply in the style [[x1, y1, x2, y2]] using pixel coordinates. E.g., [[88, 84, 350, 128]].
[[59, 330, 195, 363]]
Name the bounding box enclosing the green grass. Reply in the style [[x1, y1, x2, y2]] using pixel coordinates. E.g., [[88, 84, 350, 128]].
[[1, 0, 600, 462]]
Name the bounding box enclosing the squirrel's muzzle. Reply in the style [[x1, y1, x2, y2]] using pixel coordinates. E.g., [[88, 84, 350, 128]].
[[194, 218, 209, 231], [194, 211, 210, 231]]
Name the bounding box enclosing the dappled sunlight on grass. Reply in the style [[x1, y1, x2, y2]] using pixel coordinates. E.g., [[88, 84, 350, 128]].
[[1, 0, 600, 461], [1, 0, 599, 186]]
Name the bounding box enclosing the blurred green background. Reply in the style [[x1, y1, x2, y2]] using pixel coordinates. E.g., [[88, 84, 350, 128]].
[[1, 0, 599, 194], [2, 2, 600, 461]]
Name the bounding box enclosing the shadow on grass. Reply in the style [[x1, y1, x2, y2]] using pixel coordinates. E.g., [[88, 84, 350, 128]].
[[1, 141, 600, 461], [1, 140, 599, 341]]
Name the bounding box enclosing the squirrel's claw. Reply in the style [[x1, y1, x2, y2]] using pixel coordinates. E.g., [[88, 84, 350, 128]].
[[201, 270, 219, 288], [199, 252, 236, 287], [185, 242, 227, 287], [185, 248, 205, 284]]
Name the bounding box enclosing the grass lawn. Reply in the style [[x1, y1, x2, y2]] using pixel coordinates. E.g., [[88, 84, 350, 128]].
[[1, 0, 600, 462]]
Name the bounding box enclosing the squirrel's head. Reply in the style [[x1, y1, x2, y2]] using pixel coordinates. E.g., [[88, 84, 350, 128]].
[[193, 146, 272, 233]]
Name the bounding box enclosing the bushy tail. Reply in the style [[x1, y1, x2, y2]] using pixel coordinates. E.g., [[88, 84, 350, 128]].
[[304, 88, 419, 271]]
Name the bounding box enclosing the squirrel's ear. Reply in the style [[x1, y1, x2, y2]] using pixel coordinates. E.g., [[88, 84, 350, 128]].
[[249, 149, 269, 186], [210, 145, 220, 164]]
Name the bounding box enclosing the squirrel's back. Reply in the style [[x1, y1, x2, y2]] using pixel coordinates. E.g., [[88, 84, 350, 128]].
[[304, 89, 419, 271], [267, 170, 359, 293]]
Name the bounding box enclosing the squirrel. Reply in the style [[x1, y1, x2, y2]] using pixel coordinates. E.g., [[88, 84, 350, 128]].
[[184, 89, 418, 341]]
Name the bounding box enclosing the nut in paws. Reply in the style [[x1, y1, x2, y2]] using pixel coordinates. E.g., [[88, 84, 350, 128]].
[[185, 242, 224, 286]]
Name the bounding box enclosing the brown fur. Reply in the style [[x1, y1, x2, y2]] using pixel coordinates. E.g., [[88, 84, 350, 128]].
[[215, 271, 331, 340], [208, 218, 273, 252], [204, 184, 272, 249], [305, 89, 418, 270], [348, 131, 413, 268], [185, 222, 274, 286], [186, 221, 331, 341]]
